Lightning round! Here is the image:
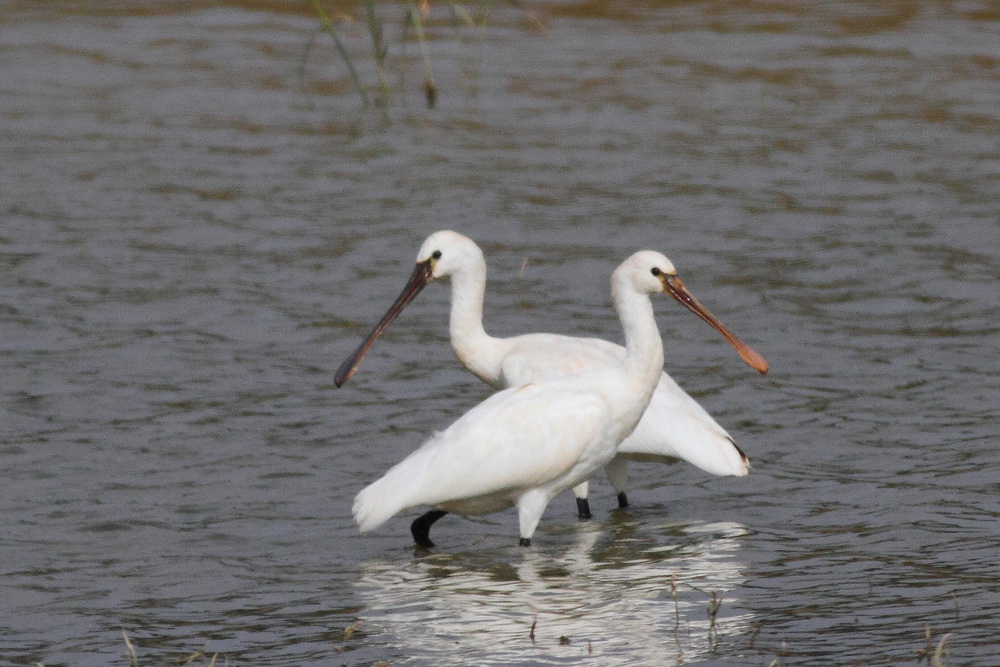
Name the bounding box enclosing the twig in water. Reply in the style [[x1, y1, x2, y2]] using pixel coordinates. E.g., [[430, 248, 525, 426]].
[[933, 633, 952, 667], [123, 631, 139, 667], [915, 625, 952, 667], [688, 583, 722, 650], [344, 620, 364, 640], [670, 571, 683, 659], [707, 590, 721, 630], [918, 624, 932, 664], [706, 590, 722, 650]]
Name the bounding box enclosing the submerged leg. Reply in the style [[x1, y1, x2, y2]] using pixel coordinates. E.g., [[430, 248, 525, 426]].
[[517, 489, 551, 547], [573, 481, 592, 519], [410, 510, 448, 548], [606, 456, 630, 509]]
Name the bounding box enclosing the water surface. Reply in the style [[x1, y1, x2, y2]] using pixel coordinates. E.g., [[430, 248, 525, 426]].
[[2, 1, 999, 664]]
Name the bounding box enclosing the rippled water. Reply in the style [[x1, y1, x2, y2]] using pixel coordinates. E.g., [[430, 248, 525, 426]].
[[2, 1, 999, 665]]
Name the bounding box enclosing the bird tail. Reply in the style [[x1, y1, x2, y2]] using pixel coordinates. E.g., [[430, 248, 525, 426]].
[[352, 446, 437, 532], [353, 476, 404, 532]]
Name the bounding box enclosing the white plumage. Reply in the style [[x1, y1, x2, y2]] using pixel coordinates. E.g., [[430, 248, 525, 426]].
[[337, 231, 767, 520], [351, 251, 677, 547], [353, 383, 609, 535]]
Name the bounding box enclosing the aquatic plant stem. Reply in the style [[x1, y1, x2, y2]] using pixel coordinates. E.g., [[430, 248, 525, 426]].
[[308, 0, 371, 106], [364, 0, 393, 103], [407, 1, 438, 107], [123, 631, 139, 667], [670, 572, 684, 660]]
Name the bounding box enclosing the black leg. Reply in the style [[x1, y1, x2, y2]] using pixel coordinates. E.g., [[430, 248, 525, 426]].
[[576, 497, 592, 520], [519, 537, 532, 547], [410, 510, 448, 548], [617, 492, 629, 509]]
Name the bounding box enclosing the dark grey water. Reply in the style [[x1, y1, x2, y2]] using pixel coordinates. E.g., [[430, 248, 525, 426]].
[[2, 1, 999, 665]]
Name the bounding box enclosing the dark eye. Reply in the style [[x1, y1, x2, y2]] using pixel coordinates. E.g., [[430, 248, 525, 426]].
[[650, 267, 662, 277], [432, 250, 442, 260]]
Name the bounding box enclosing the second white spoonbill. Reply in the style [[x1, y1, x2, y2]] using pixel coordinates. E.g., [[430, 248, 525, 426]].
[[353, 251, 698, 547], [337, 231, 768, 518]]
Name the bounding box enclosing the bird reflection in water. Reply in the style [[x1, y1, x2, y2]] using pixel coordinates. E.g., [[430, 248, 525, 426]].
[[354, 519, 753, 665]]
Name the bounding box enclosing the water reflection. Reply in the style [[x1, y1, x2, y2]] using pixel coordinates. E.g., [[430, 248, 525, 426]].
[[356, 520, 752, 665]]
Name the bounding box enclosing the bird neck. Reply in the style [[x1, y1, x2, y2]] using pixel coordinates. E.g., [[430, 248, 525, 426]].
[[613, 279, 665, 403], [447, 263, 504, 385]]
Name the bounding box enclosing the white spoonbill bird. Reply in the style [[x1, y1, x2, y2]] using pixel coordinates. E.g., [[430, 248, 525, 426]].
[[337, 231, 768, 518], [354, 251, 707, 547]]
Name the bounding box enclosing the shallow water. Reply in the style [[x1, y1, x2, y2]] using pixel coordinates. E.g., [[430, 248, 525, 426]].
[[2, 1, 999, 665]]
